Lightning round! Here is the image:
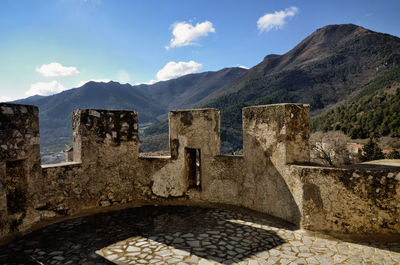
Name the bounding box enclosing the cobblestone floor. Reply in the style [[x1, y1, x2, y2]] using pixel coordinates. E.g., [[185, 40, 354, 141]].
[[0, 206, 399, 264]]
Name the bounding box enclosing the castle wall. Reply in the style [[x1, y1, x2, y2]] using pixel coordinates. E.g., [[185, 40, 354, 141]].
[[0, 104, 41, 238], [1, 102, 399, 244], [240, 104, 309, 224], [199, 155, 245, 206], [37, 109, 162, 217], [290, 165, 400, 235], [151, 109, 220, 198]]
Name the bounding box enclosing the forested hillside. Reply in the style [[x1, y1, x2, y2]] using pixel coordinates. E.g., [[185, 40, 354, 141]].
[[196, 24, 400, 152], [13, 24, 400, 155], [311, 83, 400, 139]]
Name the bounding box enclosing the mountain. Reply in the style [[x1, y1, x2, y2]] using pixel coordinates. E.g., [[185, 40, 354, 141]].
[[13, 95, 47, 104], [14, 68, 247, 154], [192, 24, 400, 151], [13, 24, 400, 155], [14, 81, 166, 153], [15, 81, 164, 121], [312, 79, 400, 139], [139, 67, 247, 111], [202, 24, 400, 107]]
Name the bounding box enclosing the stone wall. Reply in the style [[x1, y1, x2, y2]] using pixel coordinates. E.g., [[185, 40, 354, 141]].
[[0, 102, 399, 244], [290, 165, 400, 235], [240, 104, 309, 224], [151, 109, 220, 198], [35, 109, 157, 220], [0, 104, 41, 239]]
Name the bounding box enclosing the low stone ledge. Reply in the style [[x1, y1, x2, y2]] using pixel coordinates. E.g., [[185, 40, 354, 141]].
[[41, 162, 81, 169], [215, 155, 244, 159], [138, 155, 171, 160], [290, 164, 400, 235]]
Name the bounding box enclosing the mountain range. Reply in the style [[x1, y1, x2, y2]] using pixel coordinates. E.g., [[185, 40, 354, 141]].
[[13, 67, 248, 153], [195, 23, 400, 151], [12, 23, 400, 154]]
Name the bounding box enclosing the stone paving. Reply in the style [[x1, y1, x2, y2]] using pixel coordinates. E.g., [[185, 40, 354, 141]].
[[0, 206, 399, 265]]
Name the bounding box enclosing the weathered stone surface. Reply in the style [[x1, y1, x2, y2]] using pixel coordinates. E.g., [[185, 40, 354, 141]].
[[290, 165, 400, 235], [0, 102, 399, 246], [0, 104, 41, 238], [200, 155, 244, 205], [152, 109, 220, 197], [241, 104, 309, 224]]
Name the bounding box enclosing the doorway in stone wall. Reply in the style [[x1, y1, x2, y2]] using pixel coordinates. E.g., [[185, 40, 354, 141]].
[[185, 148, 201, 190]]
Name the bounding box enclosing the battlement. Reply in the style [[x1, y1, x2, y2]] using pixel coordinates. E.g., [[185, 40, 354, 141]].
[[1, 103, 399, 244]]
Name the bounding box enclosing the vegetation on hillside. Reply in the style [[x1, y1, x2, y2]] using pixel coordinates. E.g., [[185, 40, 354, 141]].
[[15, 24, 400, 156], [197, 25, 400, 152], [311, 83, 400, 139], [310, 131, 352, 166], [387, 149, 400, 159], [360, 138, 385, 162]]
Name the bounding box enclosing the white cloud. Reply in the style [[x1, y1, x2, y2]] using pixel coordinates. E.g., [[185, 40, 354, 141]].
[[134, 79, 157, 86], [238, 65, 249, 69], [26, 81, 67, 96], [0, 96, 14, 102], [134, 60, 202, 85], [77, 79, 111, 87], [166, 21, 215, 49], [117, 70, 131, 84], [36, 62, 80, 77], [257, 6, 298, 33], [156, 61, 202, 81]]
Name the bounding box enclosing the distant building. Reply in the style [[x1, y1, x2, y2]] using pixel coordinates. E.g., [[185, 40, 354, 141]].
[[347, 143, 363, 155]]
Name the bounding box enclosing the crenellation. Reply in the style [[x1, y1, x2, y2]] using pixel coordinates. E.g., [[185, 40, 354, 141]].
[[241, 104, 309, 224], [72, 109, 139, 164], [0, 103, 42, 239], [151, 109, 220, 198], [0, 104, 40, 162], [0, 102, 399, 245], [242, 104, 310, 166], [169, 108, 220, 156]]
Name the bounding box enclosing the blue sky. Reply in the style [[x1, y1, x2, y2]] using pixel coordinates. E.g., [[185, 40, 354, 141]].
[[1, 0, 400, 101]]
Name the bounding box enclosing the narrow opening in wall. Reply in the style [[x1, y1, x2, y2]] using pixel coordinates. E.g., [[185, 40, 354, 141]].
[[39, 106, 73, 165], [185, 148, 201, 189], [138, 120, 170, 157], [220, 111, 243, 156]]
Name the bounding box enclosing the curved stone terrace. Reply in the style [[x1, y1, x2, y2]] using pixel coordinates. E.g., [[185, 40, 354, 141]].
[[1, 205, 399, 265]]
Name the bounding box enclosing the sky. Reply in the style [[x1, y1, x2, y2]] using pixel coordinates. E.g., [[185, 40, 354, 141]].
[[1, 0, 400, 101]]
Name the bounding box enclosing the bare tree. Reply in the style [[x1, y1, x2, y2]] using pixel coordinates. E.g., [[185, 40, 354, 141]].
[[310, 131, 353, 166]]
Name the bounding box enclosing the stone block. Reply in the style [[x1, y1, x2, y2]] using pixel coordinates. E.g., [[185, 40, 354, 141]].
[[242, 103, 310, 166], [72, 109, 139, 163], [169, 108, 220, 157]]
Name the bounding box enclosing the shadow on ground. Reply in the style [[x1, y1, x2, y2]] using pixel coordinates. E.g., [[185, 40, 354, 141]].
[[0, 205, 291, 265]]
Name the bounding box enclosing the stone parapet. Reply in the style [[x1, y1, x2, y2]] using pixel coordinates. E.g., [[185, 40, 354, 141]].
[[151, 109, 221, 198], [72, 109, 139, 163], [243, 103, 310, 166], [290, 165, 400, 235], [0, 104, 40, 161], [0, 102, 399, 245], [0, 104, 41, 240]]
